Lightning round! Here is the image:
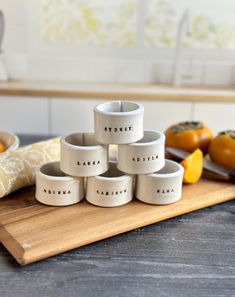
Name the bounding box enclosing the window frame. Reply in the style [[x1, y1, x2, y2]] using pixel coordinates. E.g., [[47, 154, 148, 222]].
[[28, 0, 235, 62]]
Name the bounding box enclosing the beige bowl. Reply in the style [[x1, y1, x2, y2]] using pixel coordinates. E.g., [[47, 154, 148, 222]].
[[0, 131, 19, 156]]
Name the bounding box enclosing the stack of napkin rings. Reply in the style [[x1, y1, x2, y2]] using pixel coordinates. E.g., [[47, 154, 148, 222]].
[[36, 101, 184, 207]]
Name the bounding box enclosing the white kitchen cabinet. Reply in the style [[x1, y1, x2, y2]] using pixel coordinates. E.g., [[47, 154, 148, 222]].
[[51, 98, 107, 135], [0, 96, 49, 134], [193, 102, 235, 134], [51, 98, 193, 135]]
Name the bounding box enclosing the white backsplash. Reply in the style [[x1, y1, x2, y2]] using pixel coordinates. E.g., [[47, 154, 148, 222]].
[[2, 52, 235, 86]]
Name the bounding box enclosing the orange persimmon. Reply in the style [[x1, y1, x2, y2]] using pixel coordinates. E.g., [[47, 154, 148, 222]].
[[209, 130, 235, 169], [165, 121, 213, 154], [180, 149, 203, 184], [0, 141, 6, 153]]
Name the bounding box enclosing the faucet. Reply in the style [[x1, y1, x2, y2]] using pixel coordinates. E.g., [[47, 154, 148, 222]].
[[173, 9, 191, 87]]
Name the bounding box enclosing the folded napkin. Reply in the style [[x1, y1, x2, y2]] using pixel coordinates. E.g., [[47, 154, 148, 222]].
[[0, 138, 60, 198]]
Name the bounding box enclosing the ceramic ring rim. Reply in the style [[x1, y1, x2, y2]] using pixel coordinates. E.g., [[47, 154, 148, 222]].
[[36, 161, 84, 206], [37, 162, 76, 182], [93, 173, 130, 182], [86, 161, 133, 207], [136, 159, 184, 205], [148, 159, 184, 178], [128, 130, 165, 147], [94, 101, 144, 116], [60, 132, 105, 151], [90, 161, 131, 182], [117, 130, 165, 174], [94, 101, 144, 144], [60, 132, 109, 177]]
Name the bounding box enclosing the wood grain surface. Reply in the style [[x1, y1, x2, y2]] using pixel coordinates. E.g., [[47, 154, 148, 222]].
[[1, 80, 235, 102], [0, 135, 235, 297], [1, 199, 235, 297], [0, 178, 235, 265]]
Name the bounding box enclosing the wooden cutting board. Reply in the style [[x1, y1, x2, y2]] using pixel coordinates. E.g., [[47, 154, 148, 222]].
[[0, 179, 235, 266]]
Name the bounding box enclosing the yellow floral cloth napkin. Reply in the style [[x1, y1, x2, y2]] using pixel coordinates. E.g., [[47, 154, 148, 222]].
[[0, 138, 60, 198]]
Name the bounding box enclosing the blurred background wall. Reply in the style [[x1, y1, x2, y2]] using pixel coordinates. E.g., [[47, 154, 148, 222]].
[[0, 0, 235, 135], [2, 0, 235, 83]]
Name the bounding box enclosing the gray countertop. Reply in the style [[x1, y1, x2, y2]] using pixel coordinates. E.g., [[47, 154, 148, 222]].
[[0, 135, 235, 297]]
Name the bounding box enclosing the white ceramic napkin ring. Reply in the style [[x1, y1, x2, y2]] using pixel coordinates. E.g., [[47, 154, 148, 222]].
[[86, 162, 133, 207], [94, 101, 144, 144], [36, 161, 84, 206], [60, 132, 109, 177], [117, 130, 165, 174], [136, 159, 184, 205]]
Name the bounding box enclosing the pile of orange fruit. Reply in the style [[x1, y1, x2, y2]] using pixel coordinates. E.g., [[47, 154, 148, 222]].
[[165, 121, 235, 184], [0, 141, 6, 153]]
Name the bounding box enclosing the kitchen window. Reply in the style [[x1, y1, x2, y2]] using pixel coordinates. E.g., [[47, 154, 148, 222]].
[[31, 0, 235, 50], [27, 0, 235, 83]]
